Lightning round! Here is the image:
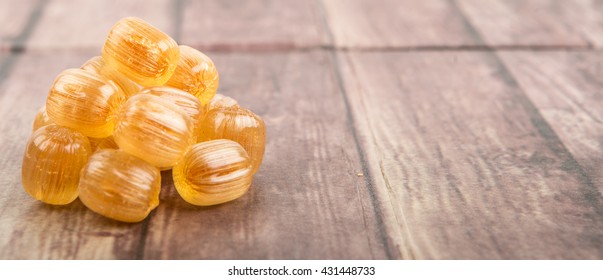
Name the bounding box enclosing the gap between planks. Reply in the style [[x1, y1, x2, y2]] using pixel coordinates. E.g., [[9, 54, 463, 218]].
[[314, 0, 400, 259], [4, 44, 603, 55], [3, 0, 602, 260]]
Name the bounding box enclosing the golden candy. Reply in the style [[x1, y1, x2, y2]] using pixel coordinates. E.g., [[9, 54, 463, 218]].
[[21, 17, 265, 220], [165, 45, 219, 104], [79, 149, 161, 222], [89, 136, 119, 152], [32, 105, 53, 131], [113, 93, 195, 169], [140, 86, 203, 140], [199, 107, 266, 174], [81, 56, 140, 97], [21, 124, 91, 205], [204, 93, 238, 115], [102, 17, 179, 87], [46, 68, 126, 138], [173, 139, 253, 206]]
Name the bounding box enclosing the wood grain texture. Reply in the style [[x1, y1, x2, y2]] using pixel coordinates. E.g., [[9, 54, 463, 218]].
[[4, 0, 603, 260], [501, 51, 603, 194], [0, 51, 144, 259], [141, 51, 393, 259], [180, 0, 329, 51], [25, 0, 176, 50], [320, 0, 479, 48], [0, 0, 41, 50], [336, 51, 603, 259], [457, 0, 603, 47]]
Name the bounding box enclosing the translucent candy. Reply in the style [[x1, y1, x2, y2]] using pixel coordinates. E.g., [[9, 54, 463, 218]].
[[81, 56, 140, 97], [140, 86, 203, 140], [199, 107, 266, 174], [46, 68, 126, 138], [165, 45, 219, 105], [204, 93, 238, 115], [113, 93, 195, 169], [173, 139, 253, 206], [102, 17, 179, 87], [21, 17, 264, 219], [21, 124, 91, 205], [89, 136, 119, 152], [79, 149, 161, 222], [32, 105, 53, 131]]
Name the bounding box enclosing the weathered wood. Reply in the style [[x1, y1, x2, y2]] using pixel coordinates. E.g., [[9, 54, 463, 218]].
[[0, 0, 41, 51], [25, 0, 176, 50], [4, 0, 603, 260], [180, 0, 329, 51], [336, 51, 603, 259], [457, 0, 603, 47], [320, 0, 479, 48], [142, 51, 393, 259], [500, 51, 603, 194], [0, 51, 144, 259]]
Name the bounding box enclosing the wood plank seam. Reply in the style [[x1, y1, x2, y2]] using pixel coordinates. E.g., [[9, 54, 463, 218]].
[[338, 51, 421, 259], [316, 0, 400, 259], [490, 54, 603, 217], [327, 49, 397, 260], [332, 45, 598, 52], [5, 45, 602, 55], [452, 0, 603, 218], [171, 0, 183, 44], [0, 0, 47, 93], [455, 0, 603, 49], [135, 206, 153, 259], [134, 0, 185, 260]]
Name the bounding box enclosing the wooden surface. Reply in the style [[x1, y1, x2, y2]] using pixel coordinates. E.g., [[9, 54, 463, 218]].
[[180, 0, 329, 51], [457, 0, 603, 48], [1, 0, 602, 259], [321, 0, 479, 48]]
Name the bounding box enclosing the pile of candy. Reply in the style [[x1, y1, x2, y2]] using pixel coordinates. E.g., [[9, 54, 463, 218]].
[[21, 17, 266, 223]]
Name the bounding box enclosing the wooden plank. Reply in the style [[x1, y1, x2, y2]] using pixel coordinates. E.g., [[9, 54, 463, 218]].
[[142, 51, 393, 259], [500, 51, 603, 194], [457, 0, 603, 47], [180, 0, 329, 51], [0, 51, 144, 259], [336, 51, 603, 259], [320, 0, 479, 48], [25, 0, 175, 50], [0, 54, 7, 80], [0, 0, 41, 50]]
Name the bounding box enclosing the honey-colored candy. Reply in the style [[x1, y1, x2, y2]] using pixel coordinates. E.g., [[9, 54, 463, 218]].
[[79, 149, 161, 222], [81, 56, 140, 97], [140, 86, 203, 139], [21, 125, 91, 205], [204, 93, 238, 115], [173, 139, 253, 206], [102, 17, 179, 87], [89, 136, 119, 152], [32, 105, 53, 131], [165, 45, 219, 104], [46, 68, 126, 138], [113, 93, 195, 169], [21, 17, 264, 220], [199, 107, 266, 174]]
